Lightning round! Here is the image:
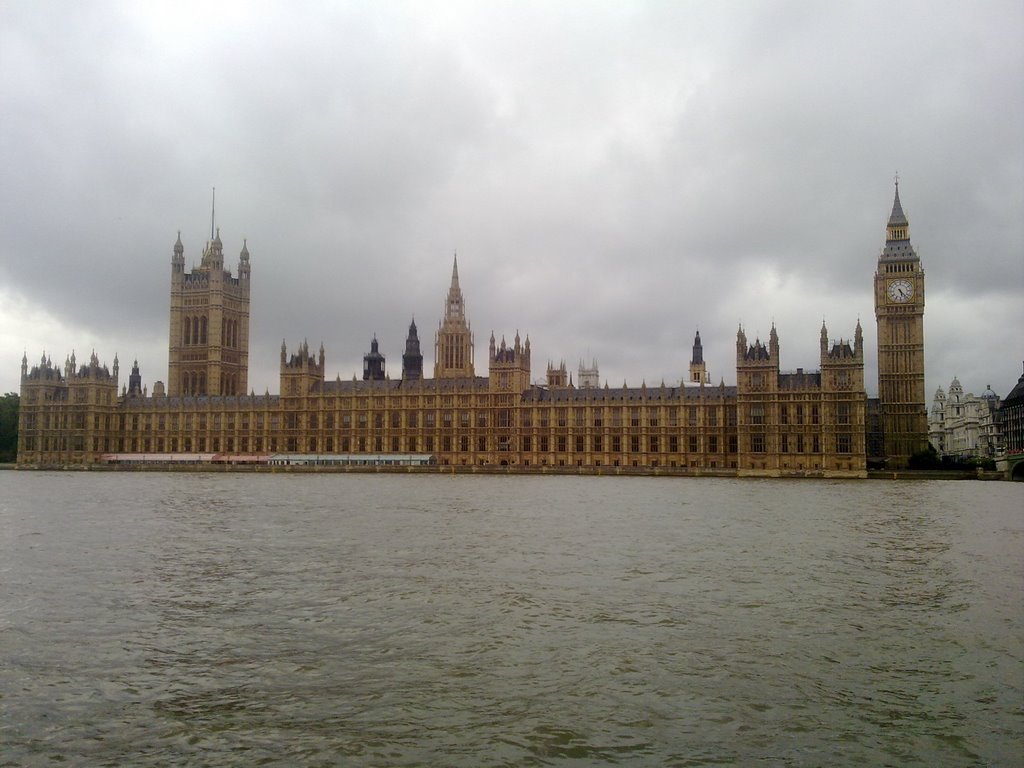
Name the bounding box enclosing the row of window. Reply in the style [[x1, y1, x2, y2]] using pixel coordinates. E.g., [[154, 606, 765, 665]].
[[26, 431, 857, 457], [748, 433, 856, 454]]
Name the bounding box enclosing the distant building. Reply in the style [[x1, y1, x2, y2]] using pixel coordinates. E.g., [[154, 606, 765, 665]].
[[578, 360, 600, 389], [997, 363, 1024, 457], [928, 378, 1002, 459]]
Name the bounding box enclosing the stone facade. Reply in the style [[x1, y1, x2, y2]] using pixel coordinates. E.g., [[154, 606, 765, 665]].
[[168, 229, 251, 397], [929, 378, 1003, 459], [21, 187, 939, 478]]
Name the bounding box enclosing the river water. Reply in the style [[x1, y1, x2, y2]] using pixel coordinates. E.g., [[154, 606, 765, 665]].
[[0, 472, 1020, 766]]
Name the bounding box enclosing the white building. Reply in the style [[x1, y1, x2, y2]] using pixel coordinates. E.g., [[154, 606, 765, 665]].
[[929, 377, 1003, 459]]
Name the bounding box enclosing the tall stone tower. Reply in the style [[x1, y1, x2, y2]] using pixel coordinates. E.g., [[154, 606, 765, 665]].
[[874, 179, 927, 467], [168, 226, 250, 397], [434, 255, 475, 379]]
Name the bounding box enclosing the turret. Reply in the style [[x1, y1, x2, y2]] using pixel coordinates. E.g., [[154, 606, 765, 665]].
[[280, 339, 325, 397], [238, 239, 251, 281], [402, 319, 423, 381], [128, 360, 143, 396], [172, 231, 185, 274], [690, 330, 709, 384], [363, 336, 386, 381], [488, 330, 531, 391]]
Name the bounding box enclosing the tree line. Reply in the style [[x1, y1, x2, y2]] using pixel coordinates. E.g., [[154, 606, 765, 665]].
[[0, 393, 18, 462]]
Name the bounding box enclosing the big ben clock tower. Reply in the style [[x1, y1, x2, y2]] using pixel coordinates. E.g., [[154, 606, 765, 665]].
[[874, 178, 928, 467]]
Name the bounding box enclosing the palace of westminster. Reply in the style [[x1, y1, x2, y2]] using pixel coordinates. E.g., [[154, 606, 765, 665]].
[[16, 185, 931, 476]]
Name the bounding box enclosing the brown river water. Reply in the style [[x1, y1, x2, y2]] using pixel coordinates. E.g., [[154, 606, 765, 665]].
[[1, 472, 1021, 766]]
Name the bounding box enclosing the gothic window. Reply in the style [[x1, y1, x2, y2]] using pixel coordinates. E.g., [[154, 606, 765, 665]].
[[750, 405, 764, 425], [200, 316, 207, 344], [837, 403, 850, 425], [751, 434, 765, 453]]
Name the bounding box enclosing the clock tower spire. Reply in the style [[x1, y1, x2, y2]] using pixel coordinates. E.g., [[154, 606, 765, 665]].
[[874, 178, 927, 467]]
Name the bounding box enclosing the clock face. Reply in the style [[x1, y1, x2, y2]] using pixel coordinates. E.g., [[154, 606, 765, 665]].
[[887, 278, 914, 303]]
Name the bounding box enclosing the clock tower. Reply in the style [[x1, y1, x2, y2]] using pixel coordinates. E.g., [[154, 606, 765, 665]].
[[874, 179, 928, 467]]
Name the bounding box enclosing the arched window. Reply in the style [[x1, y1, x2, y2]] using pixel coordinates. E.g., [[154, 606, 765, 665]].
[[200, 316, 208, 344], [183, 317, 190, 345]]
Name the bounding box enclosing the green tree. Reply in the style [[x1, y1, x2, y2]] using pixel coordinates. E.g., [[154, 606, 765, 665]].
[[0, 392, 18, 462]]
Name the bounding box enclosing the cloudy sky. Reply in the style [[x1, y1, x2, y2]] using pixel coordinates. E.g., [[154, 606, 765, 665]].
[[2, 1, 1022, 401]]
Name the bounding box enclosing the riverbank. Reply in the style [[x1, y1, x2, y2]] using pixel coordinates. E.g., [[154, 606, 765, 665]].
[[2, 462, 1012, 480]]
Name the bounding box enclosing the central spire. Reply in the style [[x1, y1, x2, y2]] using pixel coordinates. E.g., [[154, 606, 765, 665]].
[[445, 253, 465, 320], [435, 254, 474, 378]]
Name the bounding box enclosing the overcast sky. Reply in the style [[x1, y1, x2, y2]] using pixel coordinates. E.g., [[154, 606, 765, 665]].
[[2, 1, 1022, 402]]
